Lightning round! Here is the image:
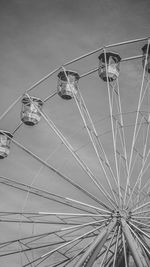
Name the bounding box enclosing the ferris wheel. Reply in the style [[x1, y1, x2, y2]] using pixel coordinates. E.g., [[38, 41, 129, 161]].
[[0, 36, 150, 267]]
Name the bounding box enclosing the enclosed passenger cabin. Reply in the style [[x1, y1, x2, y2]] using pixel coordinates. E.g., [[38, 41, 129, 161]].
[[98, 51, 121, 82], [21, 96, 43, 126], [57, 70, 80, 99], [0, 131, 13, 159], [142, 43, 150, 73]]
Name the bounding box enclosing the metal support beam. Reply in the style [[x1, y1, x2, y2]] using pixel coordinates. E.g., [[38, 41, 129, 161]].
[[74, 219, 116, 267], [121, 219, 148, 267]]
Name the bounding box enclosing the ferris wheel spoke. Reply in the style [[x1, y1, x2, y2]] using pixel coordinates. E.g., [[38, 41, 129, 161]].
[[139, 79, 150, 110], [54, 233, 101, 267], [39, 212, 110, 218], [57, 218, 110, 233], [0, 94, 23, 122], [136, 119, 150, 204], [3, 132, 112, 211], [131, 210, 150, 216], [103, 253, 114, 267], [64, 232, 111, 267], [63, 239, 86, 255], [134, 115, 145, 143], [121, 219, 148, 267], [63, 240, 94, 267], [0, 218, 81, 225], [111, 226, 121, 267], [74, 88, 119, 206], [0, 176, 105, 214], [0, 222, 97, 255], [129, 221, 150, 241], [90, 245, 109, 265], [72, 219, 116, 267], [119, 150, 139, 208], [125, 149, 150, 209], [116, 79, 129, 175], [97, 239, 123, 266], [136, 107, 150, 200], [132, 200, 150, 213], [129, 175, 150, 210], [131, 189, 150, 213], [0, 212, 107, 226], [124, 114, 146, 207], [104, 49, 123, 207], [131, 216, 150, 221], [122, 232, 128, 267], [0, 211, 106, 226], [0, 240, 66, 258], [128, 224, 150, 258], [130, 218, 150, 229], [137, 136, 149, 203], [99, 235, 121, 260], [0, 224, 101, 259], [0, 229, 63, 249], [137, 195, 150, 210], [22, 225, 103, 267], [109, 85, 130, 204], [24, 93, 117, 209], [99, 226, 117, 267], [61, 66, 119, 208], [124, 40, 150, 207], [65, 197, 113, 214]]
